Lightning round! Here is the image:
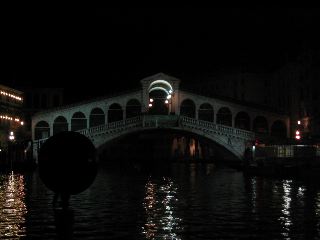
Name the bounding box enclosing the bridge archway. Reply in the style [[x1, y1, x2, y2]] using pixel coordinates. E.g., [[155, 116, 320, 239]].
[[90, 108, 105, 127], [148, 89, 168, 115], [180, 99, 196, 118], [253, 116, 268, 134], [53, 116, 68, 135], [198, 103, 214, 122], [217, 107, 232, 126], [108, 103, 123, 123], [126, 99, 141, 118], [35, 121, 50, 140], [96, 128, 241, 163], [235, 111, 250, 130], [71, 112, 87, 131], [271, 120, 287, 138]]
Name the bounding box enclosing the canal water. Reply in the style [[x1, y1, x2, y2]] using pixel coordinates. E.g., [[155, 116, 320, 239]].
[[1, 163, 320, 239]]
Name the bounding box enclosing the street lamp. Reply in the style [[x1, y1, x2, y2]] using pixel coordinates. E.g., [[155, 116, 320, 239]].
[[8, 131, 15, 170]]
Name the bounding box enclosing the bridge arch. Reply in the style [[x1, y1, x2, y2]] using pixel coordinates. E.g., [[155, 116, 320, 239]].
[[108, 103, 123, 123], [96, 128, 242, 162], [126, 99, 141, 118], [71, 112, 87, 131], [217, 107, 232, 126], [198, 103, 214, 122], [53, 116, 68, 135], [253, 116, 268, 134], [35, 121, 50, 140], [148, 80, 173, 94], [235, 111, 250, 130], [180, 99, 196, 118], [271, 120, 287, 138], [90, 108, 105, 127]]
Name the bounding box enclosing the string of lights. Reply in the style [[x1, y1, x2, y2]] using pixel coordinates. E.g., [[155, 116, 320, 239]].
[[0, 90, 23, 101], [0, 114, 24, 125]]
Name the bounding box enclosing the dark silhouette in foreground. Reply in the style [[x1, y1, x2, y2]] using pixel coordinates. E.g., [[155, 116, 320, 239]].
[[38, 131, 97, 238]]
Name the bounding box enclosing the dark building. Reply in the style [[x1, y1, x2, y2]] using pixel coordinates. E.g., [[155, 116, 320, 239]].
[[274, 48, 320, 142], [0, 84, 25, 148]]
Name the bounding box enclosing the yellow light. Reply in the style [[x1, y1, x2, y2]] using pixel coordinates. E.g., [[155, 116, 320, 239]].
[[0, 89, 23, 101]]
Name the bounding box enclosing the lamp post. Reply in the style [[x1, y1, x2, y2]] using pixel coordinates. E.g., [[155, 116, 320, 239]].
[[8, 131, 15, 171]]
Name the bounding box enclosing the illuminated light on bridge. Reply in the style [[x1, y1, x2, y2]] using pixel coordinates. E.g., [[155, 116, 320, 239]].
[[149, 86, 170, 95]]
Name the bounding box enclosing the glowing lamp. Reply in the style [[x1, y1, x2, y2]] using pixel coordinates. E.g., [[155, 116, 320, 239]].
[[295, 135, 301, 140], [297, 120, 301, 125], [295, 130, 300, 135], [165, 100, 169, 104], [166, 94, 171, 99], [149, 98, 154, 103], [148, 103, 152, 107]]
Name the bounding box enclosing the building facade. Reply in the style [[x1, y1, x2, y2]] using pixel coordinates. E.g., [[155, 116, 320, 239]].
[[0, 84, 25, 149]]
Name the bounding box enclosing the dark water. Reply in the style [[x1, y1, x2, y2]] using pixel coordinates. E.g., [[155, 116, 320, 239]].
[[1, 164, 320, 239]]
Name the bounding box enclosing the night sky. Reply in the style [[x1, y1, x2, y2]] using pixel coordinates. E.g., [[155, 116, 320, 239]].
[[1, 8, 320, 103]]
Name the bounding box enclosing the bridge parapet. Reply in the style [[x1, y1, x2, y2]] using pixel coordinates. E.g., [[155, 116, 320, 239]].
[[179, 116, 254, 141], [142, 115, 179, 128]]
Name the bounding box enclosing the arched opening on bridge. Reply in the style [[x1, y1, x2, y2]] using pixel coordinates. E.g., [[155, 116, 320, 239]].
[[180, 99, 196, 118], [198, 103, 214, 122], [34, 121, 50, 140], [253, 116, 268, 134], [148, 80, 173, 115], [235, 111, 250, 130], [98, 129, 240, 169], [71, 112, 87, 131], [216, 107, 232, 126], [108, 103, 123, 123], [53, 116, 68, 135], [126, 99, 141, 118], [90, 108, 105, 127], [271, 120, 287, 138], [148, 89, 169, 115]]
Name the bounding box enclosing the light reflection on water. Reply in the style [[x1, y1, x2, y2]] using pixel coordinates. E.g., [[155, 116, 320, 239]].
[[1, 166, 320, 239], [0, 172, 27, 239], [142, 177, 183, 239], [279, 180, 292, 238]]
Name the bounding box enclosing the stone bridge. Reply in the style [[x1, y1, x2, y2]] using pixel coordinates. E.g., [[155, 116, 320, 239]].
[[32, 73, 289, 161]]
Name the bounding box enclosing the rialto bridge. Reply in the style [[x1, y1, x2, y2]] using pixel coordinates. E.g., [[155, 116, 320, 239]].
[[32, 73, 289, 161]]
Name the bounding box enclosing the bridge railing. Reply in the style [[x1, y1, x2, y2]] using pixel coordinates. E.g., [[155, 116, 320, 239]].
[[78, 116, 143, 137], [34, 115, 254, 150], [142, 115, 179, 128], [179, 116, 254, 140]]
